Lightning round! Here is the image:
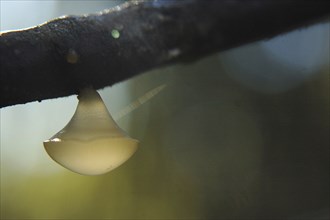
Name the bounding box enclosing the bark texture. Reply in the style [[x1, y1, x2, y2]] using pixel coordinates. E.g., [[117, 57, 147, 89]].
[[0, 0, 329, 107]]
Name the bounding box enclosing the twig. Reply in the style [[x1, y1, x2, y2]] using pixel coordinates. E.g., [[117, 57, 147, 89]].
[[0, 0, 329, 107]]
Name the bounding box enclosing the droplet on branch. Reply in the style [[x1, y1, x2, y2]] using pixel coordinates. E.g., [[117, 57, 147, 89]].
[[43, 88, 138, 175]]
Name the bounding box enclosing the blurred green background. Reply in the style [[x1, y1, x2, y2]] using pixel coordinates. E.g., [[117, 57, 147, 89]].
[[1, 1, 329, 219]]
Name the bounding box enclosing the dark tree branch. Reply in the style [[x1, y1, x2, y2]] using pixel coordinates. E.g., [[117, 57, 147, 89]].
[[0, 0, 329, 108]]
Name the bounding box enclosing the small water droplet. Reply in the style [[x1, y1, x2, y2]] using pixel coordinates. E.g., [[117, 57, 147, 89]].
[[66, 49, 79, 64], [111, 29, 120, 39]]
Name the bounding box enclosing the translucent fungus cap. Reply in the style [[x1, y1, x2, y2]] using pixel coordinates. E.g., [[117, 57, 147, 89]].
[[43, 88, 138, 175]]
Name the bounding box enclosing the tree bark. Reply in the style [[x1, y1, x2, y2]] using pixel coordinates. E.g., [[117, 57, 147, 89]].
[[0, 0, 329, 107]]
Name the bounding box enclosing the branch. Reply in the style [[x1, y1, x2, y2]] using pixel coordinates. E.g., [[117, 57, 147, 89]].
[[1, 0, 329, 107]]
